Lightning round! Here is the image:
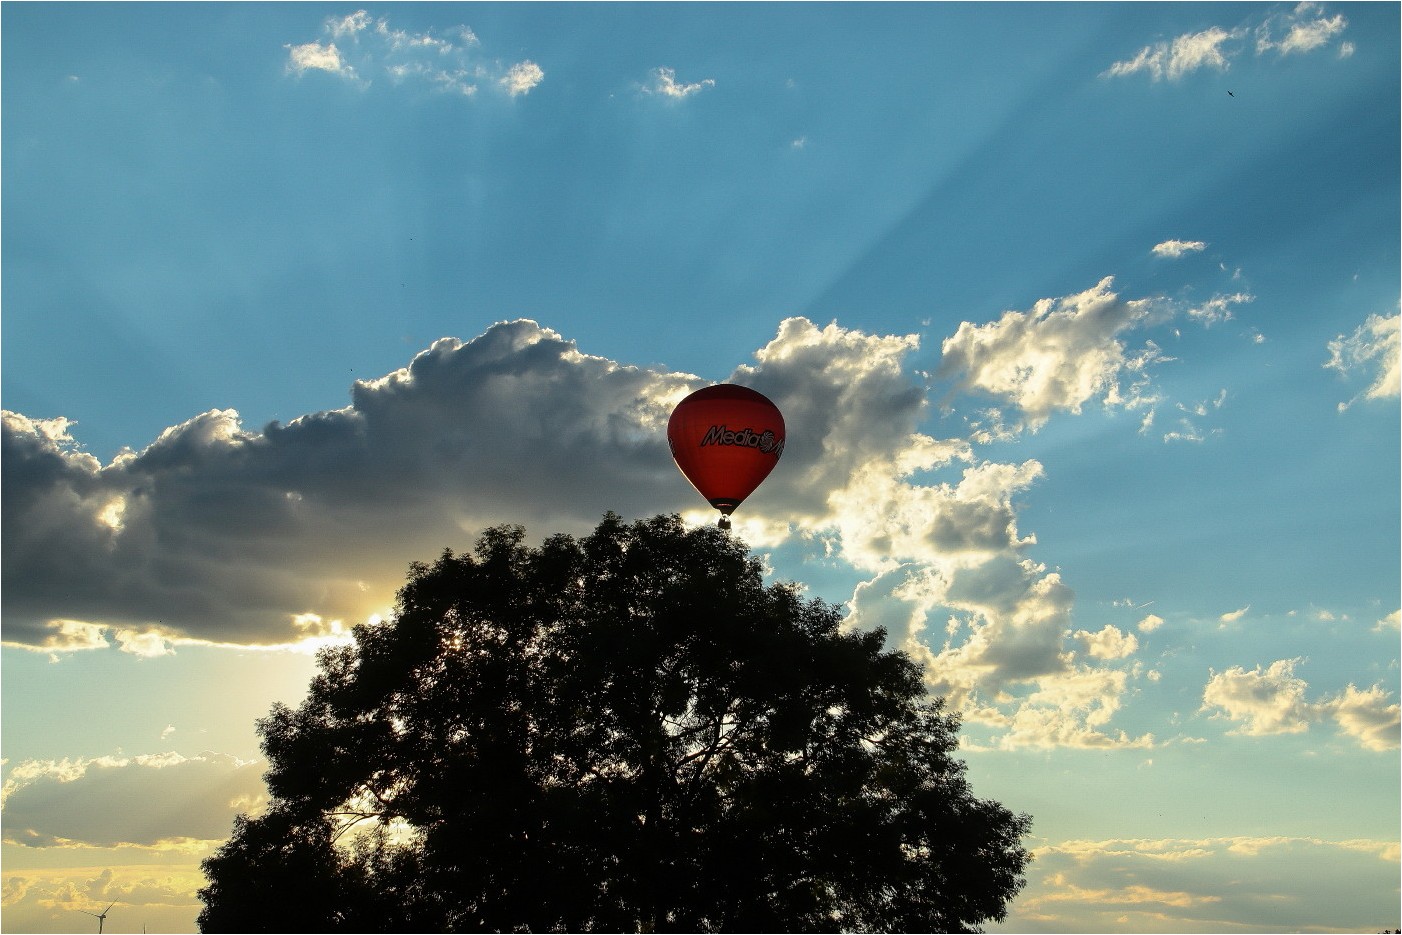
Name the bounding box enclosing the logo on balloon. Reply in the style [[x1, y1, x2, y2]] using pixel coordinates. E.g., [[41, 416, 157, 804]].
[[699, 424, 785, 458]]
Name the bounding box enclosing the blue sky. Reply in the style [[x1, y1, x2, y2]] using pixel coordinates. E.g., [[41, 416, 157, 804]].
[[3, 3, 1398, 932]]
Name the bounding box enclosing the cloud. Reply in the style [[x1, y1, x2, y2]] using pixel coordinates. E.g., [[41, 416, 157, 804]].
[[1256, 3, 1349, 56], [2, 753, 266, 850], [936, 276, 1166, 433], [1201, 658, 1400, 750], [724, 321, 1155, 748], [1006, 835, 1399, 933], [1218, 604, 1249, 624], [1137, 613, 1165, 633], [1161, 388, 1229, 444], [3, 322, 697, 649], [1326, 684, 1402, 752], [1104, 4, 1350, 81], [644, 67, 715, 99], [1152, 239, 1207, 259], [0, 864, 208, 934], [1201, 657, 1312, 735], [286, 42, 356, 79], [5, 312, 1167, 749], [715, 314, 1169, 753], [500, 60, 544, 97], [1103, 26, 1240, 81], [1325, 311, 1400, 410], [1186, 292, 1253, 327], [284, 10, 529, 99], [1076, 625, 1139, 660]]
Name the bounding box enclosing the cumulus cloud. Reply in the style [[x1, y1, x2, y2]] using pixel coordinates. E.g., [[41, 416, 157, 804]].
[[1325, 311, 1400, 410], [5, 311, 1166, 750], [1201, 657, 1313, 735], [724, 318, 1152, 748], [1104, 4, 1350, 81], [2, 753, 266, 850], [1325, 684, 1402, 752], [1201, 658, 1400, 750], [0, 864, 208, 934], [1076, 625, 1139, 660], [1152, 239, 1207, 259], [284, 10, 533, 99], [644, 67, 716, 99], [936, 276, 1166, 433], [3, 322, 697, 649]]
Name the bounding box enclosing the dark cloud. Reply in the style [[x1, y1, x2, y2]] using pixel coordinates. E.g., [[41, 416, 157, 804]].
[[4, 321, 697, 646], [2, 753, 265, 849]]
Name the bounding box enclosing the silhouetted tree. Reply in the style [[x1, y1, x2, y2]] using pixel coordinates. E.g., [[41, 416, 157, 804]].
[[198, 513, 1031, 933]]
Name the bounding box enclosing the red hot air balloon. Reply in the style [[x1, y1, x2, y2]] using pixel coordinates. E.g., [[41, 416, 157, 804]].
[[668, 385, 785, 529]]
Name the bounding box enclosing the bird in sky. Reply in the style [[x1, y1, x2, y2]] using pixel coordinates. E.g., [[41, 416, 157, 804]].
[[1227, 90, 1234, 97]]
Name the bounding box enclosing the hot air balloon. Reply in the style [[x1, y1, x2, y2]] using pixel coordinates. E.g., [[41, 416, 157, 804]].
[[668, 384, 785, 529]]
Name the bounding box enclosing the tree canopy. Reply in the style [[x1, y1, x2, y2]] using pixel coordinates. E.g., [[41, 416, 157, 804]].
[[198, 513, 1031, 932]]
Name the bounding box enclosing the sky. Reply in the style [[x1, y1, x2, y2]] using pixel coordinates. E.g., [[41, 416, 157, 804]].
[[1, 2, 1398, 932]]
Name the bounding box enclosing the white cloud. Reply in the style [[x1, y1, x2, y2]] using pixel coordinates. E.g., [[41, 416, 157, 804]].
[[1257, 4, 1349, 56], [112, 628, 174, 658], [286, 41, 355, 78], [327, 10, 371, 40], [1076, 625, 1139, 660], [1103, 26, 1240, 81], [1218, 605, 1250, 624], [1202, 658, 1399, 750], [1162, 420, 1222, 444], [1137, 613, 1165, 633], [1325, 311, 1400, 410], [937, 276, 1166, 433], [500, 60, 544, 97], [1202, 658, 1312, 735], [1326, 684, 1402, 752], [1105, 4, 1350, 81], [645, 66, 716, 99], [1162, 389, 1229, 444], [284, 11, 526, 99], [1186, 292, 1254, 327], [722, 320, 1155, 749], [1152, 239, 1207, 259]]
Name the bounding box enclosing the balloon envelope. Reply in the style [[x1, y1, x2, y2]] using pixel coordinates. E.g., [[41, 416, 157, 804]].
[[667, 385, 785, 517]]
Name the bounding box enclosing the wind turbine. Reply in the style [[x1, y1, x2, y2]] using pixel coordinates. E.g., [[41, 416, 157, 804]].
[[78, 902, 116, 934]]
